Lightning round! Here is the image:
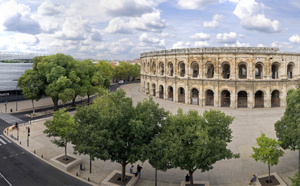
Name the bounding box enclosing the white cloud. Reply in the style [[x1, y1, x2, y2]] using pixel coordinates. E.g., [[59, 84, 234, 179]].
[[271, 41, 292, 48], [190, 33, 210, 41], [110, 38, 134, 53], [0, 33, 41, 52], [54, 17, 92, 40], [203, 14, 223, 28], [194, 41, 209, 47], [139, 33, 166, 48], [257, 44, 264, 47], [104, 11, 167, 34], [289, 35, 300, 44], [0, 0, 41, 34], [225, 41, 250, 47], [157, 32, 175, 38], [233, 0, 280, 33], [37, 1, 64, 16], [216, 32, 237, 43], [172, 41, 191, 49], [177, 0, 238, 10]]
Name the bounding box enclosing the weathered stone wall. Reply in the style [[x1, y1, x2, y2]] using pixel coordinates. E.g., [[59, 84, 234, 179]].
[[140, 47, 299, 108]]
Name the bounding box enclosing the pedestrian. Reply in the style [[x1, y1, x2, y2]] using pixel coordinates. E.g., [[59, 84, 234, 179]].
[[249, 173, 256, 185], [129, 165, 134, 174], [137, 164, 142, 178]]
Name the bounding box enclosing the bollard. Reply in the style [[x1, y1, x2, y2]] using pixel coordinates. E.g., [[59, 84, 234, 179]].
[[41, 155, 43, 158], [88, 177, 90, 181], [20, 141, 21, 145], [76, 172, 78, 176], [34, 150, 36, 154]]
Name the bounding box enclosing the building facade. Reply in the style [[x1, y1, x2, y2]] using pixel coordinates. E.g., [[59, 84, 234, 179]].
[[140, 47, 300, 108]]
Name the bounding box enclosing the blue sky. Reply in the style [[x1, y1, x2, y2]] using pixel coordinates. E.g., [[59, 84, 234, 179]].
[[0, 0, 300, 60]]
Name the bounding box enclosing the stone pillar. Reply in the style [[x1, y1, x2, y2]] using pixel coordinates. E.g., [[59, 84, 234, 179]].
[[199, 85, 203, 106], [265, 88, 271, 108], [231, 90, 236, 109], [174, 83, 178, 102], [185, 84, 189, 104], [215, 84, 219, 107], [248, 90, 253, 109], [282, 83, 287, 107]]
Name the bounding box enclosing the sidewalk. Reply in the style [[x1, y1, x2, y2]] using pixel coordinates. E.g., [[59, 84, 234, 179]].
[[3, 84, 297, 186]]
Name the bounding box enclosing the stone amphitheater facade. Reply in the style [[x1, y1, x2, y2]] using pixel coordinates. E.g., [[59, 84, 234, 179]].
[[140, 47, 300, 108]]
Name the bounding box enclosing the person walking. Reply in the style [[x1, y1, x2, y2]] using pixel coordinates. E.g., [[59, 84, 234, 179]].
[[129, 165, 134, 174], [137, 165, 142, 178]]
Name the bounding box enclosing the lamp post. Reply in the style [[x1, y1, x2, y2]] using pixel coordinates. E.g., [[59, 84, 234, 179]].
[[16, 86, 18, 111]]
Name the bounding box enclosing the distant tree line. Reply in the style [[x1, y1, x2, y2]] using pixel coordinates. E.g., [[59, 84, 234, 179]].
[[17, 54, 140, 111]]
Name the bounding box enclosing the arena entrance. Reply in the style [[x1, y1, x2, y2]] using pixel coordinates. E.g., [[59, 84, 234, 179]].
[[237, 91, 247, 108], [190, 88, 199, 105], [159, 85, 164, 99], [221, 90, 230, 107], [178, 87, 185, 103], [255, 91, 264, 108], [205, 90, 214, 106], [168, 86, 173, 101], [271, 90, 280, 107], [152, 84, 156, 96]]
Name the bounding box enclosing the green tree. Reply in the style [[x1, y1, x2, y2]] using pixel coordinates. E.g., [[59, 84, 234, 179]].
[[251, 132, 284, 183], [129, 63, 141, 80], [36, 53, 76, 110], [275, 86, 300, 171], [153, 109, 239, 186], [290, 172, 300, 186], [17, 69, 44, 113], [96, 60, 114, 79], [114, 62, 132, 81], [44, 108, 76, 161], [72, 89, 167, 182]]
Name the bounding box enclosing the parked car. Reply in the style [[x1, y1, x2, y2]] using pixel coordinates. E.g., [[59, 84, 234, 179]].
[[118, 80, 124, 84]]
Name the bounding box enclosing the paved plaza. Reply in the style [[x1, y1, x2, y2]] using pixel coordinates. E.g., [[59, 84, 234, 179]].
[[2, 83, 298, 186]]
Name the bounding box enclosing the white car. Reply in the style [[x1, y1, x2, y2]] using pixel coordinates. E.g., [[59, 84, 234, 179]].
[[118, 80, 124, 84]]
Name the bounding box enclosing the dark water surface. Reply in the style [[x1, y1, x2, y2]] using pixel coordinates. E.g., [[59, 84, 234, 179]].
[[0, 63, 32, 91]]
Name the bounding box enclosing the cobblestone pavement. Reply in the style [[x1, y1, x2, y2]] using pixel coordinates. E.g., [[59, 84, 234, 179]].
[[3, 83, 298, 186]]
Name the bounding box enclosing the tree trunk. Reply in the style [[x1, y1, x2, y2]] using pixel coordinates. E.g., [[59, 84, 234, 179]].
[[88, 94, 90, 103], [298, 150, 300, 171], [53, 98, 58, 111], [268, 164, 271, 183], [31, 100, 35, 114], [121, 161, 127, 182], [64, 142, 68, 160], [72, 97, 76, 107], [90, 157, 92, 173], [189, 170, 194, 186], [155, 169, 157, 186]]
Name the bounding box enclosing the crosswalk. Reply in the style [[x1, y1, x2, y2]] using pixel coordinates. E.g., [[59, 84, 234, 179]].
[[0, 113, 24, 125], [0, 135, 11, 146]]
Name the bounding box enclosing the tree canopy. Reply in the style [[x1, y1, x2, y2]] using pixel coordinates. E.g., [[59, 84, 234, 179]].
[[251, 132, 284, 183], [150, 109, 239, 185], [72, 89, 167, 182], [44, 108, 76, 160], [275, 84, 300, 170]]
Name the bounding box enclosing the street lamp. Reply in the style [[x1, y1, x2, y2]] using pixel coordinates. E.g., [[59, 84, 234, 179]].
[[16, 86, 18, 111]]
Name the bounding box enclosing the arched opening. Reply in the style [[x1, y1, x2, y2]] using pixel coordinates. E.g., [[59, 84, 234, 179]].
[[152, 84, 156, 96], [168, 62, 174, 76], [287, 63, 294, 79], [238, 63, 247, 79], [205, 90, 214, 106], [159, 62, 164, 75], [272, 62, 280, 79], [178, 87, 185, 103], [191, 62, 199, 77], [238, 91, 247, 108], [271, 90, 280, 107], [255, 63, 263, 79], [179, 62, 185, 77], [221, 90, 230, 107], [152, 62, 156, 75], [255, 90, 264, 108], [168, 86, 173, 101], [159, 85, 164, 99], [206, 62, 214, 78], [190, 88, 199, 105], [222, 62, 230, 79]]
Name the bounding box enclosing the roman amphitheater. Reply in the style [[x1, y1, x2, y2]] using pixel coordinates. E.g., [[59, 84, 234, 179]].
[[140, 47, 299, 109]]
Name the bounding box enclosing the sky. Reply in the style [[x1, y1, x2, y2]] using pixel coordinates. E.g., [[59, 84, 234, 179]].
[[0, 0, 300, 60]]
